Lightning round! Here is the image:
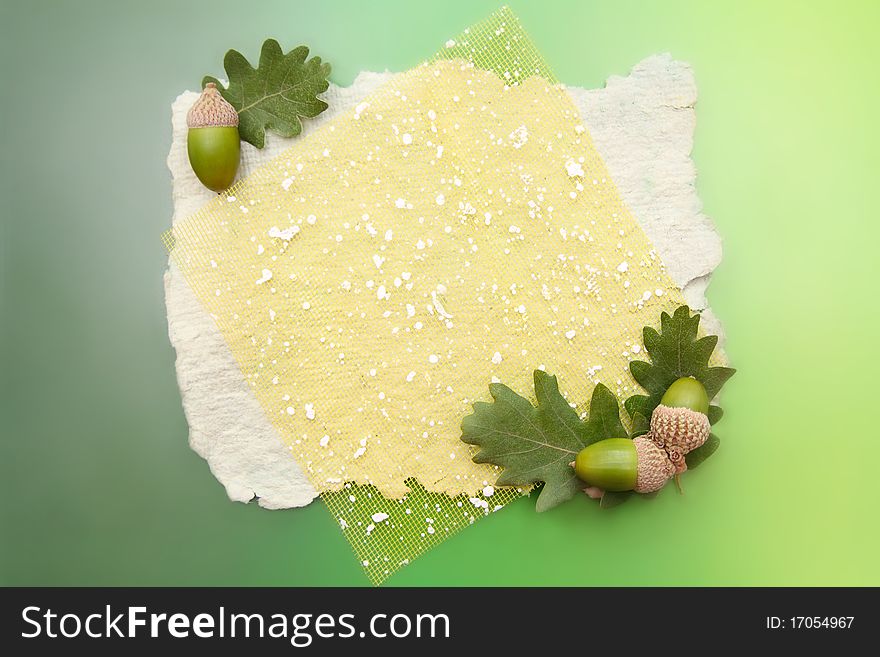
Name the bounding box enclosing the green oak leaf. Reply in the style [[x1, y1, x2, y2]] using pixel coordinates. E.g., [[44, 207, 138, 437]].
[[460, 370, 627, 512], [599, 491, 632, 509], [707, 405, 724, 425], [685, 433, 720, 469], [204, 39, 331, 148], [625, 305, 735, 427], [630, 411, 650, 438]]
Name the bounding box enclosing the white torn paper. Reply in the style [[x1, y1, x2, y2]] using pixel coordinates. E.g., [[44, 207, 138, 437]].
[[165, 54, 723, 509]]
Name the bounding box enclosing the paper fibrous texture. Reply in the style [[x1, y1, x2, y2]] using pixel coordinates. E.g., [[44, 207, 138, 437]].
[[165, 8, 723, 583]]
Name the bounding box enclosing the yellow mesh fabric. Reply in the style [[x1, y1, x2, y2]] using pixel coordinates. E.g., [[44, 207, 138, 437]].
[[165, 7, 688, 584]]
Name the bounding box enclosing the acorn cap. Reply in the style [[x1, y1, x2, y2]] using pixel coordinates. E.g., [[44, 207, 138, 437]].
[[187, 82, 239, 128], [633, 436, 675, 494], [650, 404, 710, 455], [663, 443, 688, 475]]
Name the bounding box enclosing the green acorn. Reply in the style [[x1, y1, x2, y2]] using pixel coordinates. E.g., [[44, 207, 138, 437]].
[[187, 82, 240, 192], [661, 376, 709, 414], [572, 437, 675, 494], [650, 377, 711, 455]]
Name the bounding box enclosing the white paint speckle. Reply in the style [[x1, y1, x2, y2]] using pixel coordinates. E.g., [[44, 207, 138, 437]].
[[491, 351, 503, 365], [469, 497, 489, 510], [565, 160, 585, 177], [406, 371, 416, 382], [565, 330, 576, 340], [304, 403, 316, 420], [401, 133, 413, 145], [371, 512, 389, 523], [431, 292, 453, 319], [483, 485, 495, 497], [617, 261, 629, 273], [268, 225, 300, 241], [255, 269, 273, 285], [509, 125, 529, 149]]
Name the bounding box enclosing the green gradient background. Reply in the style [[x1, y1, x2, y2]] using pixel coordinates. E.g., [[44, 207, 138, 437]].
[[2, 0, 878, 586]]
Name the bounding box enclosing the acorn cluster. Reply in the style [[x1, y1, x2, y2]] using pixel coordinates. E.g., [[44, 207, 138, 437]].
[[572, 377, 712, 496]]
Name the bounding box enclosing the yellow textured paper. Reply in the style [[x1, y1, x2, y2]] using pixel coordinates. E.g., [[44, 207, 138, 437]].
[[167, 59, 686, 499]]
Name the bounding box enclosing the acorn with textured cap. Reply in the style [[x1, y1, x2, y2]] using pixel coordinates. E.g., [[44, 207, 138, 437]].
[[187, 82, 240, 192], [571, 436, 675, 495], [650, 377, 711, 456]]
